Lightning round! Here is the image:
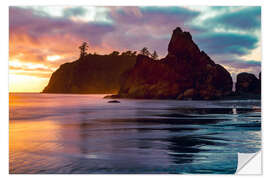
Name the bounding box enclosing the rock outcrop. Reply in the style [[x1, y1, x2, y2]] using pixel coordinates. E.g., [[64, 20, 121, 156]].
[[235, 72, 261, 96], [113, 27, 233, 100], [43, 54, 137, 94]]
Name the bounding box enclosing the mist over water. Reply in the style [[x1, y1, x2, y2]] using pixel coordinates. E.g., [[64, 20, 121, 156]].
[[9, 93, 261, 174]]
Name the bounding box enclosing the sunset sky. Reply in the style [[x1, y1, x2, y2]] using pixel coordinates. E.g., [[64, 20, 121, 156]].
[[9, 6, 261, 92]]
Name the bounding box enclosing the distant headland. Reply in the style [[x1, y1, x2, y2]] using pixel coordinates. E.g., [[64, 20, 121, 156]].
[[43, 27, 261, 100]]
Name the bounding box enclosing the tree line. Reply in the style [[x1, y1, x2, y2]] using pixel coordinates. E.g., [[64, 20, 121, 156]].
[[79, 42, 159, 60]]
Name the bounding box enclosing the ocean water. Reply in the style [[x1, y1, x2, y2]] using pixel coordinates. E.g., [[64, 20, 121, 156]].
[[9, 93, 261, 174]]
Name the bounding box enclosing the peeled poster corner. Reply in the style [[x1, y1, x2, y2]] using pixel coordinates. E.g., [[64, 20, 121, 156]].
[[236, 151, 262, 175]]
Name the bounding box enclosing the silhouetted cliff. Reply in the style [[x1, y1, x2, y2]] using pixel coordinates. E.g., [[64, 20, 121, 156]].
[[43, 54, 137, 94], [113, 27, 233, 100], [43, 27, 261, 100]]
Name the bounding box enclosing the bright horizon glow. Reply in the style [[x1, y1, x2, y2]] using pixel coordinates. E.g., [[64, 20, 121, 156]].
[[10, 59, 51, 70], [9, 74, 49, 92]]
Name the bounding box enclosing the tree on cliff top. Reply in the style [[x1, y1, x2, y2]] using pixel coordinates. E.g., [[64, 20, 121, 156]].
[[140, 47, 150, 57], [109, 51, 120, 56], [151, 51, 158, 60], [121, 50, 137, 56], [79, 42, 89, 59]]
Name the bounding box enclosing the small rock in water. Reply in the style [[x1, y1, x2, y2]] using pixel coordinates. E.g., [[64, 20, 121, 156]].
[[108, 100, 120, 103]]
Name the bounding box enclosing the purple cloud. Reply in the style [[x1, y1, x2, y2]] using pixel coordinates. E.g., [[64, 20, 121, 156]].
[[103, 6, 201, 56], [9, 7, 115, 46]]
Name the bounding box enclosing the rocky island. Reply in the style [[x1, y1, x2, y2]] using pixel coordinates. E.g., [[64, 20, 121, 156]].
[[43, 52, 137, 94], [112, 27, 233, 100], [233, 72, 261, 99], [43, 27, 261, 100]]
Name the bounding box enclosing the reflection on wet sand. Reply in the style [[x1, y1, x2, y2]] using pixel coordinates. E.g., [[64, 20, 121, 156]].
[[9, 93, 261, 174]]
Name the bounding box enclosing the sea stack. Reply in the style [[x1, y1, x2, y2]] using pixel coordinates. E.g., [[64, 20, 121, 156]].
[[235, 72, 261, 98], [115, 27, 233, 100]]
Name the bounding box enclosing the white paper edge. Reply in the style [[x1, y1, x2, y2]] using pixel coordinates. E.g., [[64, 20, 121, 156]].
[[236, 151, 262, 175]]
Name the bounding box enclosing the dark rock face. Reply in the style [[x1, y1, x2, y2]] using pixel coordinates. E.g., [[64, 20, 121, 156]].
[[236, 72, 261, 95], [43, 54, 137, 94], [116, 27, 233, 100]]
